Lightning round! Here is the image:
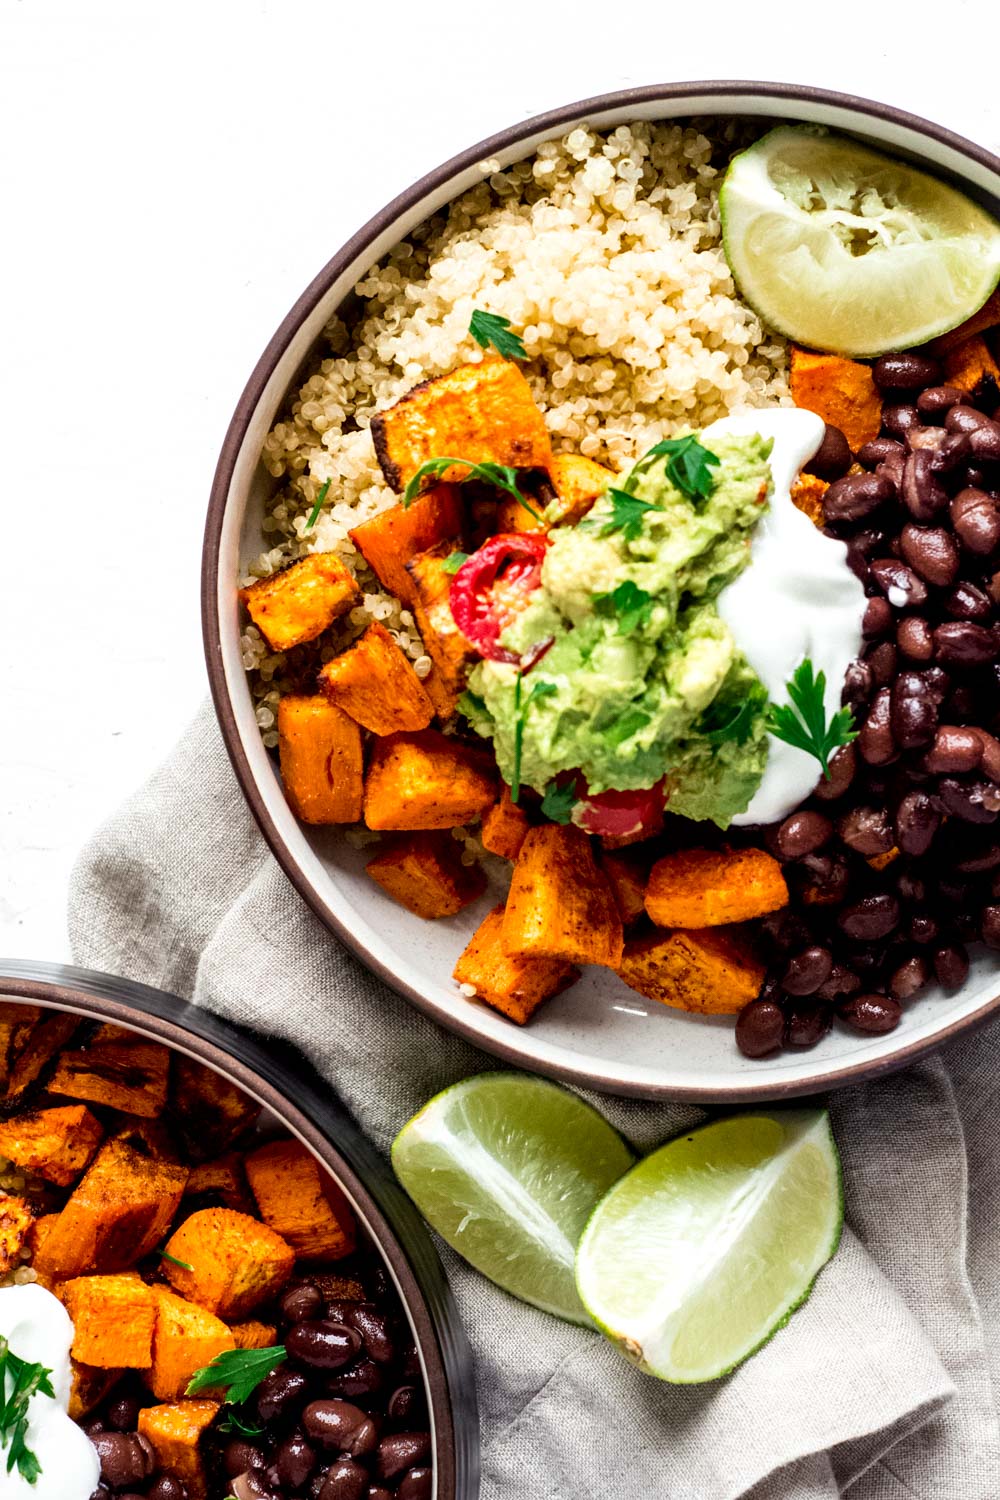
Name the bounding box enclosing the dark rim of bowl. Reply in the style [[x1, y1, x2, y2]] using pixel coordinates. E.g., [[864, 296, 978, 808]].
[[202, 80, 1000, 1103], [0, 959, 479, 1500]]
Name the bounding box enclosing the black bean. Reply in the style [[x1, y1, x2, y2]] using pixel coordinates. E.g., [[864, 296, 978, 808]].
[[907, 424, 951, 453], [224, 1441, 268, 1478], [804, 422, 853, 479], [842, 660, 874, 711], [874, 352, 941, 391], [326, 1359, 385, 1400], [775, 810, 832, 860], [890, 677, 937, 750], [387, 1386, 426, 1427], [946, 404, 992, 434], [303, 1401, 378, 1457], [317, 1459, 369, 1500], [287, 1320, 363, 1371], [902, 450, 950, 521], [812, 742, 858, 802], [784, 1001, 833, 1048], [863, 596, 893, 637], [104, 1394, 142, 1432], [859, 437, 905, 467], [899, 524, 959, 586], [735, 998, 785, 1058], [908, 912, 941, 945], [951, 488, 1000, 554], [969, 420, 1000, 462], [883, 403, 922, 438], [376, 1434, 432, 1483], [889, 953, 931, 1000], [838, 992, 904, 1034], [275, 1433, 318, 1489], [930, 431, 972, 474], [934, 943, 970, 988], [815, 964, 862, 1002], [938, 777, 1000, 824], [759, 914, 812, 954], [859, 687, 897, 765], [917, 384, 965, 417], [147, 1481, 187, 1500], [345, 1306, 396, 1365], [865, 640, 898, 687], [897, 869, 927, 903], [397, 1469, 434, 1500], [983, 906, 1000, 948], [88, 1488, 111, 1500], [944, 581, 992, 620], [256, 1367, 310, 1424], [953, 841, 1000, 874], [977, 730, 1000, 782], [782, 946, 833, 997], [897, 616, 933, 661], [933, 621, 997, 664], [800, 851, 852, 905], [870, 558, 928, 608], [824, 471, 894, 523], [895, 790, 940, 855], [923, 725, 984, 773], [367, 1490, 395, 1500], [281, 1283, 326, 1324], [91, 1433, 156, 1491], [838, 893, 900, 940], [838, 804, 894, 856]]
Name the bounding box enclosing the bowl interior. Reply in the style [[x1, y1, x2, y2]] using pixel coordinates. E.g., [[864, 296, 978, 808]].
[[207, 85, 1000, 1101]]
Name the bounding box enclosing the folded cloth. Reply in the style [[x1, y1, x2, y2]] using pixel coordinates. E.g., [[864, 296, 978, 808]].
[[69, 702, 1000, 1499]]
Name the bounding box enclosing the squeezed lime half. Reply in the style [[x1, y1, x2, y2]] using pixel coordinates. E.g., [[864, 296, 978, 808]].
[[391, 1072, 634, 1324], [720, 125, 1000, 357], [576, 1109, 843, 1382]]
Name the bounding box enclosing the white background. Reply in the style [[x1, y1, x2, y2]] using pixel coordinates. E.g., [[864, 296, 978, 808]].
[[2, 0, 998, 962]]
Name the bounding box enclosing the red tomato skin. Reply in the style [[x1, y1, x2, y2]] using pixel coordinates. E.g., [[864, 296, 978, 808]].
[[449, 533, 549, 663], [573, 780, 667, 839]]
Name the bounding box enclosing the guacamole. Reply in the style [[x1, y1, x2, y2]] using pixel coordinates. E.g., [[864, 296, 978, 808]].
[[463, 432, 775, 828]]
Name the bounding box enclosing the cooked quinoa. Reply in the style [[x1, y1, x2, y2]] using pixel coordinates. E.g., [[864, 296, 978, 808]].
[[244, 118, 791, 745]]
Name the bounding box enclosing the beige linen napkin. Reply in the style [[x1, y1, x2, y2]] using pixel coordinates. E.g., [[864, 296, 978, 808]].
[[68, 703, 1000, 1499]]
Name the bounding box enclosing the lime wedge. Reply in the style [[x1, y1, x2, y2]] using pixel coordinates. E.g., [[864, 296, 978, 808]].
[[720, 125, 1000, 356], [576, 1109, 842, 1382], [391, 1072, 633, 1324]]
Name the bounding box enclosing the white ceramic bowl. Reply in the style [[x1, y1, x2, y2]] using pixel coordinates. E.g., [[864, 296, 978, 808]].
[[203, 82, 1000, 1101]]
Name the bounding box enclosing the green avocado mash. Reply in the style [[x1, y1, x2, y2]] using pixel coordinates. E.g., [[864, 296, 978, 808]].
[[463, 432, 775, 828]]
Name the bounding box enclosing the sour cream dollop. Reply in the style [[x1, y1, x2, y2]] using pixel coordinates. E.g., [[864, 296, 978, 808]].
[[707, 407, 867, 826], [0, 1284, 100, 1500]]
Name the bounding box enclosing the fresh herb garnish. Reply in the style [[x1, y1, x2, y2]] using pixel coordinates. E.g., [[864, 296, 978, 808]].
[[305, 478, 331, 530], [218, 1408, 265, 1438], [540, 780, 578, 824], [443, 550, 469, 575], [469, 309, 527, 361], [766, 659, 857, 778], [594, 580, 654, 635], [0, 1335, 55, 1482], [510, 674, 557, 804], [699, 680, 769, 747], [186, 1345, 287, 1405], [580, 487, 657, 543], [402, 459, 541, 522], [633, 435, 720, 504], [159, 1249, 194, 1271]]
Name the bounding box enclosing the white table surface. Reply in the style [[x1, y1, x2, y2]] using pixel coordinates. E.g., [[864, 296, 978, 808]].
[[2, 0, 997, 963]]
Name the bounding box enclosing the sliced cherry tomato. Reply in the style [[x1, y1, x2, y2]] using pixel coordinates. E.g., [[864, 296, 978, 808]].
[[573, 779, 667, 841], [449, 533, 549, 664]]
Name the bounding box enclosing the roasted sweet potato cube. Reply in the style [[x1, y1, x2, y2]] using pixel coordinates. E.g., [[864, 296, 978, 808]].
[[790, 472, 827, 528], [162, 1208, 295, 1320], [4, 1014, 79, 1102], [789, 347, 881, 452], [0, 1105, 104, 1186], [34, 1140, 188, 1279], [183, 1154, 252, 1215], [453, 905, 579, 1024], [645, 847, 788, 928], [148, 1287, 235, 1402], [239, 552, 359, 653], [70, 1360, 123, 1420], [48, 1028, 169, 1118], [319, 621, 434, 735], [349, 486, 462, 607], [364, 729, 496, 831], [171, 1057, 260, 1160], [111, 1115, 181, 1161], [599, 849, 649, 928], [547, 453, 615, 525], [230, 1319, 279, 1350], [943, 334, 1000, 396], [0, 1195, 33, 1274], [138, 1400, 220, 1500], [277, 694, 363, 825], [481, 785, 530, 861], [366, 832, 486, 918], [60, 1273, 158, 1368], [406, 544, 477, 695], [932, 288, 1000, 352], [617, 926, 765, 1014], [245, 1139, 356, 1261], [496, 494, 547, 533], [502, 825, 624, 967], [371, 357, 553, 492], [0, 1005, 41, 1091]]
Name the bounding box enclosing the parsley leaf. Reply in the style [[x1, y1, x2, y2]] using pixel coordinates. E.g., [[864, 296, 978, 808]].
[[541, 780, 578, 824], [186, 1345, 287, 1405], [594, 580, 654, 635], [218, 1408, 265, 1438], [159, 1249, 193, 1271], [510, 674, 557, 803], [443, 550, 469, 575], [633, 435, 720, 504], [469, 309, 527, 361], [580, 486, 657, 542], [305, 477, 331, 530], [766, 659, 857, 777], [0, 1336, 55, 1482], [402, 458, 541, 522], [699, 680, 769, 747]]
